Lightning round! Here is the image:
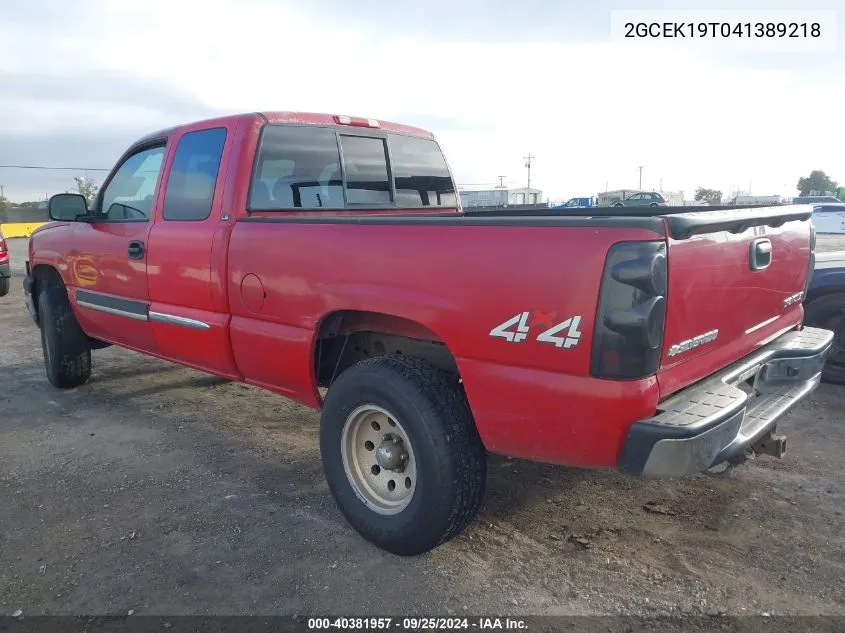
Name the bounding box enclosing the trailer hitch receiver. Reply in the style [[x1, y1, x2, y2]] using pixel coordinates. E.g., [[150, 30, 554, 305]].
[[752, 429, 787, 459]]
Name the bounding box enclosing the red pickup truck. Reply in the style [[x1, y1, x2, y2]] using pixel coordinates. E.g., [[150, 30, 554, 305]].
[[23, 111, 832, 555]]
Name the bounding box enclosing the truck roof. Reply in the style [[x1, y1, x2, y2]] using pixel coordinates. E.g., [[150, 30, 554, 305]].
[[134, 111, 435, 146]]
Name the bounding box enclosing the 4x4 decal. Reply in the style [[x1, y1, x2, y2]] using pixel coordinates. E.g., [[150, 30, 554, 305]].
[[489, 311, 583, 349]]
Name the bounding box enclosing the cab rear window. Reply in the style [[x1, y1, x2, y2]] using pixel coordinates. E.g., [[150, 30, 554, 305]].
[[249, 126, 343, 210], [389, 135, 457, 208], [248, 125, 455, 210]]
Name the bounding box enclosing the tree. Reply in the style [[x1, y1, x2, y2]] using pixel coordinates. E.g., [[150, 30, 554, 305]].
[[17, 200, 41, 208], [0, 195, 9, 210], [694, 187, 722, 205], [797, 170, 838, 196], [74, 176, 100, 205]]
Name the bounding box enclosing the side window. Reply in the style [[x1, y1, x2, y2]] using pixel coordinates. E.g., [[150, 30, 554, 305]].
[[249, 126, 343, 210], [389, 134, 456, 207], [339, 135, 392, 205], [163, 128, 227, 221], [99, 145, 165, 220]]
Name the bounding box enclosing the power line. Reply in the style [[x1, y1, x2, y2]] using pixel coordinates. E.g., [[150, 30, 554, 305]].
[[0, 165, 111, 171], [524, 154, 534, 192]]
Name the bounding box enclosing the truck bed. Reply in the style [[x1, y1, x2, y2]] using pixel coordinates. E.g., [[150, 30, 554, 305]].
[[458, 204, 812, 240]]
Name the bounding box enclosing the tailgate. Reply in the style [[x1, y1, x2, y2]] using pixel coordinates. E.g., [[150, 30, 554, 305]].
[[657, 206, 814, 397]]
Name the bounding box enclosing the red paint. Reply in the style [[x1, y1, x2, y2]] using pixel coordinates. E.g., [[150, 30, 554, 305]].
[[26, 111, 814, 471], [69, 222, 155, 350], [239, 274, 265, 314], [657, 226, 808, 397]]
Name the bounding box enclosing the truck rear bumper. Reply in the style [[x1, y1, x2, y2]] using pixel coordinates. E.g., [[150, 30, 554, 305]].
[[619, 326, 833, 476]]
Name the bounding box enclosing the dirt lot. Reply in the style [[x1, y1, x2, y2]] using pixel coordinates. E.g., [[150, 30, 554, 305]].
[[1, 237, 844, 617]]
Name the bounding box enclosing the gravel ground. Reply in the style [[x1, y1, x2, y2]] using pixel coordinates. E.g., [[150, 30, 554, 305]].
[[1, 238, 844, 618]]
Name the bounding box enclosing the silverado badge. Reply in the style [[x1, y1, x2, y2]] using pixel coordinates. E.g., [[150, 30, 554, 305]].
[[667, 329, 719, 358]]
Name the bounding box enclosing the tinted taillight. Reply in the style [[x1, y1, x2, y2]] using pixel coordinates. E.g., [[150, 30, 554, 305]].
[[591, 241, 668, 379]]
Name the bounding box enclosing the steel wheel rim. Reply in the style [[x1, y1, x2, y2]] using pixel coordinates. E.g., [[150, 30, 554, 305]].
[[341, 404, 417, 515]]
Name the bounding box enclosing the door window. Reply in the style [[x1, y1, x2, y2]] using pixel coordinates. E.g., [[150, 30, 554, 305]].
[[163, 128, 227, 221], [99, 145, 165, 220]]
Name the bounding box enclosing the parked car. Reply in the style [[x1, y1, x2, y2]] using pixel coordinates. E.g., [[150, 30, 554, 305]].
[[23, 111, 831, 555], [804, 251, 845, 384], [554, 197, 597, 209], [812, 204, 845, 234], [0, 227, 10, 297], [613, 191, 667, 207], [794, 196, 844, 205]]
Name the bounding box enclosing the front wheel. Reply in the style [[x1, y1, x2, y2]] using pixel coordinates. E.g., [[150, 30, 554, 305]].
[[38, 287, 92, 388], [320, 355, 487, 555]]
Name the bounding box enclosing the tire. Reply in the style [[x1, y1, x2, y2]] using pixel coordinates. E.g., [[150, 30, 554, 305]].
[[613, 202, 624, 207], [804, 292, 845, 385], [38, 286, 92, 388], [320, 355, 486, 555], [0, 277, 9, 297], [649, 202, 659, 207]]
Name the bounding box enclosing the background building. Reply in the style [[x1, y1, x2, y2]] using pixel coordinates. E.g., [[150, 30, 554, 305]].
[[660, 191, 685, 206], [459, 187, 543, 208], [733, 195, 782, 206]]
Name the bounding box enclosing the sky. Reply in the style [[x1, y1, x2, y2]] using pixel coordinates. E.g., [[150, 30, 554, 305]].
[[0, 0, 843, 203]]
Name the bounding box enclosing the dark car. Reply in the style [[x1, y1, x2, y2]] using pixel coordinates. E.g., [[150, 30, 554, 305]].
[[794, 196, 843, 205], [613, 191, 667, 207], [804, 250, 845, 384]]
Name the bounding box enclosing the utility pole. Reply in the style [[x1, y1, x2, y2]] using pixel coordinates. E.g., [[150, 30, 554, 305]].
[[524, 154, 533, 203], [497, 175, 507, 188], [637, 166, 644, 190], [0, 184, 4, 199]]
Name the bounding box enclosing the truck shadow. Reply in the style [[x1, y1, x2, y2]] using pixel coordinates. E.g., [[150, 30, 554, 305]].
[[86, 361, 181, 384]]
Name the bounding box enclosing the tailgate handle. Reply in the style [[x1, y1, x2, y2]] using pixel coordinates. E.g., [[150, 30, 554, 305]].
[[750, 238, 772, 271]]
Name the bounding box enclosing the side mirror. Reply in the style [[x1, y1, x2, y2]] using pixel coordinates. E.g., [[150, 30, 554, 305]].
[[48, 193, 89, 222]]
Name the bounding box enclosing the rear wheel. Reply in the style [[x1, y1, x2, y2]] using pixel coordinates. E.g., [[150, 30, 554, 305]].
[[38, 286, 92, 388], [320, 355, 486, 555], [0, 277, 9, 297], [804, 292, 845, 385], [613, 202, 624, 207], [649, 202, 659, 207]]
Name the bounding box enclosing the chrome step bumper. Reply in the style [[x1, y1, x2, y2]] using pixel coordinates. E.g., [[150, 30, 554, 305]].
[[619, 326, 834, 476]]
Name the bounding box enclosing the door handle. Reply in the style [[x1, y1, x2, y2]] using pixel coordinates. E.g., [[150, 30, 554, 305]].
[[128, 240, 145, 260], [749, 238, 772, 271]]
